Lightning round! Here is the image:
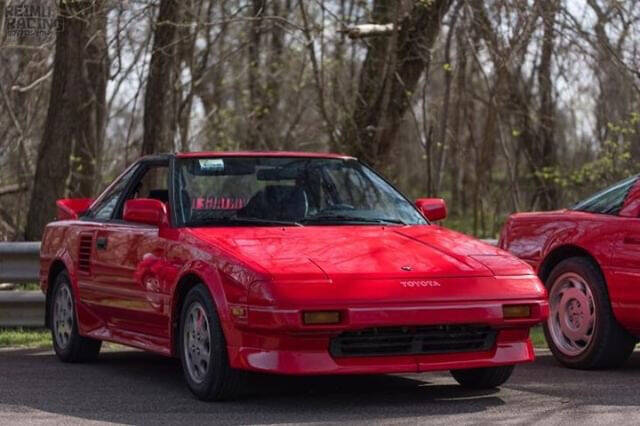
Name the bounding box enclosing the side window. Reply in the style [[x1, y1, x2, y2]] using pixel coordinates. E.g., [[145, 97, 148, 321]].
[[91, 165, 138, 220], [115, 163, 170, 220], [132, 166, 169, 202]]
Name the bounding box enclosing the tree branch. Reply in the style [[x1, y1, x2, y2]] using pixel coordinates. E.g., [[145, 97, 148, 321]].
[[339, 23, 395, 39], [0, 184, 28, 197], [11, 69, 53, 93]]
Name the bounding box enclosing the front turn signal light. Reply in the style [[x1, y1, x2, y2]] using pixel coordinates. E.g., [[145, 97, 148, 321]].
[[503, 304, 531, 319], [303, 311, 341, 325], [230, 306, 247, 318]]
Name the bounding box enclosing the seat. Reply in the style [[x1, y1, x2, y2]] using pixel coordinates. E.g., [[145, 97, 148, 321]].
[[240, 185, 308, 221], [148, 189, 169, 203]]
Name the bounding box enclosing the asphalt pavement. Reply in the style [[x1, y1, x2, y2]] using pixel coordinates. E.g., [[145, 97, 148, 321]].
[[1, 347, 640, 425]]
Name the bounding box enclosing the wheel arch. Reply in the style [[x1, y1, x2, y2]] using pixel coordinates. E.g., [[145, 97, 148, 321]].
[[170, 265, 232, 357], [539, 244, 604, 285], [45, 257, 73, 329]]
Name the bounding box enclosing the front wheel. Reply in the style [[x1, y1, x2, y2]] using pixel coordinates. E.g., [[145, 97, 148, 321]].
[[450, 365, 514, 389], [543, 257, 636, 369], [50, 271, 101, 362], [179, 284, 245, 401]]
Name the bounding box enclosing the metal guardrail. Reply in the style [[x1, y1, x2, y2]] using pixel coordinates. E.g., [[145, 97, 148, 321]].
[[0, 239, 499, 328], [0, 291, 44, 327], [0, 242, 41, 283], [0, 242, 44, 327]]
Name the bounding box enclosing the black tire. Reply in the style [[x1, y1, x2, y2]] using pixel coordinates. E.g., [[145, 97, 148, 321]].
[[50, 271, 101, 362], [543, 257, 636, 369], [179, 284, 245, 401], [450, 365, 515, 389]]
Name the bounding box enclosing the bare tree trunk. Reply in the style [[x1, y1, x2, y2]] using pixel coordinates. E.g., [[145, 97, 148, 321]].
[[299, 0, 338, 149], [434, 0, 462, 194], [25, 1, 107, 240], [69, 6, 108, 197], [536, 0, 559, 210], [450, 26, 467, 211], [247, 0, 267, 149], [343, 0, 452, 168], [141, 0, 180, 156]]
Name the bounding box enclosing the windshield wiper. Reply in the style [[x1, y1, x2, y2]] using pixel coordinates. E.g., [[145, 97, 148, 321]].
[[301, 215, 406, 225], [189, 216, 303, 227]]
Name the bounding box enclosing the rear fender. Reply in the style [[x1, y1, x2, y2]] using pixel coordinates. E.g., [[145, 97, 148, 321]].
[[44, 248, 76, 328]]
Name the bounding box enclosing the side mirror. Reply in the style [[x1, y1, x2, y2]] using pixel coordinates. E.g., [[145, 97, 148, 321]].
[[56, 198, 93, 220], [415, 198, 447, 222], [123, 199, 168, 227]]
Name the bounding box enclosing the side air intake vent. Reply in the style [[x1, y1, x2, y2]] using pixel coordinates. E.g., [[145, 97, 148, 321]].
[[78, 233, 93, 274]]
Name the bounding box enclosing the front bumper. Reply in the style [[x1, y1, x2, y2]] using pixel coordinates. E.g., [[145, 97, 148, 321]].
[[224, 299, 548, 375]]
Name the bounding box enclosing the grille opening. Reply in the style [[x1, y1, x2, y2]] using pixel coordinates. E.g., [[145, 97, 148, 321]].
[[330, 324, 496, 357]]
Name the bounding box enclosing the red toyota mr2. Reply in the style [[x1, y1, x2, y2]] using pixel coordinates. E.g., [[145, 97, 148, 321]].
[[41, 152, 547, 400], [500, 175, 640, 369]]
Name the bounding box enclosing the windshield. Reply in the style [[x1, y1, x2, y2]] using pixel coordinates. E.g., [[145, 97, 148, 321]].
[[174, 157, 427, 227], [572, 175, 638, 215]]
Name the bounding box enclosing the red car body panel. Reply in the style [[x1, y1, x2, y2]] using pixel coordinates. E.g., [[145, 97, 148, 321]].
[[40, 153, 548, 375], [500, 179, 640, 336]]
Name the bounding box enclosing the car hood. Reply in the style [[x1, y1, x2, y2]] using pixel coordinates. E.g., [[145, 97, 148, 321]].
[[186, 225, 530, 282]]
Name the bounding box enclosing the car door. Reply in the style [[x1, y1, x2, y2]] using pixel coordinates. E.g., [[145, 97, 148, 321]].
[[605, 177, 640, 331], [90, 160, 172, 341], [75, 164, 140, 327]]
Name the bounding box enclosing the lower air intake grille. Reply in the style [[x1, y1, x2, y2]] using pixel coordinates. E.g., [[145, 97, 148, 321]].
[[330, 324, 497, 357]]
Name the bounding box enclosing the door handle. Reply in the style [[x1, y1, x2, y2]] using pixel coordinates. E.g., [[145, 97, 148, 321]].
[[96, 236, 108, 250], [623, 236, 640, 245]]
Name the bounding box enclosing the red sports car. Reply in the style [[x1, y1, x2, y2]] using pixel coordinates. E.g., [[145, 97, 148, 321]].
[[41, 152, 547, 400], [500, 175, 640, 369]]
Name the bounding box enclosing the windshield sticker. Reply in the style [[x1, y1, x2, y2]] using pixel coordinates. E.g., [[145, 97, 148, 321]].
[[199, 159, 224, 171]]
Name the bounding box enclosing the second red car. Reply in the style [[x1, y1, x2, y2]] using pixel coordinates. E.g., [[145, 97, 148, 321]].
[[501, 175, 640, 369]]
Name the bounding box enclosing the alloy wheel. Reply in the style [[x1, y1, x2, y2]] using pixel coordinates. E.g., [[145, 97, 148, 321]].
[[183, 302, 212, 383], [53, 284, 74, 349], [547, 272, 596, 356]]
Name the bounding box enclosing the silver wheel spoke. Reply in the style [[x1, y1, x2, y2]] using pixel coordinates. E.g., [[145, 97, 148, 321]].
[[53, 283, 74, 350], [183, 302, 212, 384], [547, 272, 596, 357]]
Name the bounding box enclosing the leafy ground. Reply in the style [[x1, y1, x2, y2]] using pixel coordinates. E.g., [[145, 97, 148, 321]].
[[0, 326, 549, 349]]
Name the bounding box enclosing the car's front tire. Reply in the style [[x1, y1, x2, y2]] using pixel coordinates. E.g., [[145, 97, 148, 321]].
[[50, 271, 101, 362], [450, 365, 514, 388], [543, 257, 636, 369], [179, 284, 245, 401]]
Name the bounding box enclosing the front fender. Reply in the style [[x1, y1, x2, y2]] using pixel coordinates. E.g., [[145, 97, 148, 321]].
[[173, 260, 232, 322], [170, 259, 252, 355]]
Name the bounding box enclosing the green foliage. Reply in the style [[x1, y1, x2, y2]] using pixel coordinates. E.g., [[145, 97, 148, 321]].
[[536, 113, 639, 202], [417, 0, 436, 8], [529, 326, 547, 348], [0, 328, 51, 348]]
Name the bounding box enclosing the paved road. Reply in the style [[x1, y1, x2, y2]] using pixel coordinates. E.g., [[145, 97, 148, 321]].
[[1, 347, 640, 425]]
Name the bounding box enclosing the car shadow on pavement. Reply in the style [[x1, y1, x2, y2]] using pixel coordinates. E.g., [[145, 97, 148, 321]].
[[505, 349, 640, 409], [1, 348, 506, 424]]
